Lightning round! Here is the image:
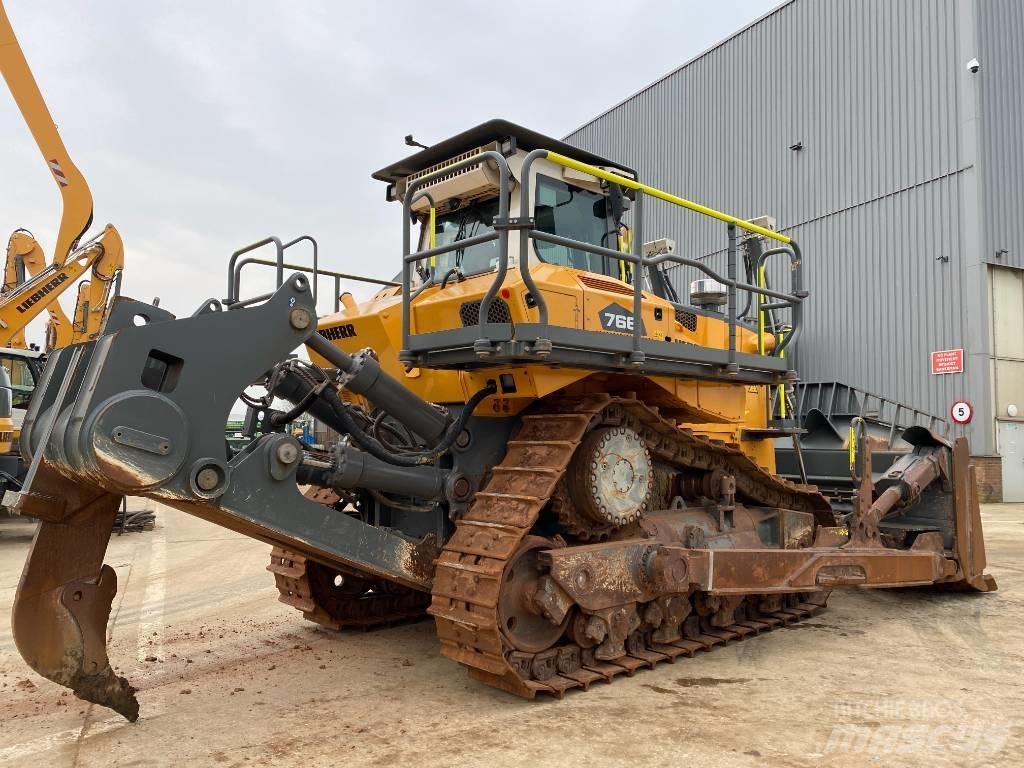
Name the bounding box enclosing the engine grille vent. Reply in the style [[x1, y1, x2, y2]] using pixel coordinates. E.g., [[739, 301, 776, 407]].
[[459, 297, 512, 326], [408, 146, 492, 188], [675, 308, 698, 332], [577, 274, 633, 295]]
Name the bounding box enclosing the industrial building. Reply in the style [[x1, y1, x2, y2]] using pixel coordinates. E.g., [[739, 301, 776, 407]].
[[565, 0, 1024, 500]]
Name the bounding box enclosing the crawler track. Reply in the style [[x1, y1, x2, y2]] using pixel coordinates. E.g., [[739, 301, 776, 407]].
[[429, 393, 832, 697], [268, 489, 430, 630], [268, 548, 430, 630]]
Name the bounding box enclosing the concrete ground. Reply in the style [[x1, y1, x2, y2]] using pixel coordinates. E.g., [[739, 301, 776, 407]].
[[0, 504, 1021, 768]]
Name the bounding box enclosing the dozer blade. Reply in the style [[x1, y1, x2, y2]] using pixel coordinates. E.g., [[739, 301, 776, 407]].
[[11, 462, 138, 721], [844, 424, 996, 592], [946, 436, 997, 592]]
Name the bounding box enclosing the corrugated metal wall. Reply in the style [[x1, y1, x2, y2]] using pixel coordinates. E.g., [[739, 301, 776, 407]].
[[977, 0, 1024, 270], [565, 0, 1012, 451]]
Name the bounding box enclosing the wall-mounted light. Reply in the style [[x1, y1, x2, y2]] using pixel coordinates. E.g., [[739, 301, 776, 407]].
[[789, 141, 803, 151], [935, 254, 949, 263], [995, 248, 1008, 259]]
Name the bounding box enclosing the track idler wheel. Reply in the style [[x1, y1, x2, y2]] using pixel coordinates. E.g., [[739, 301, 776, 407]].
[[498, 537, 570, 654]]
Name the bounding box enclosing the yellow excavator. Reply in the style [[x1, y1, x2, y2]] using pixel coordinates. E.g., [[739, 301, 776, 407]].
[[0, 1, 124, 505], [3, 227, 123, 351]]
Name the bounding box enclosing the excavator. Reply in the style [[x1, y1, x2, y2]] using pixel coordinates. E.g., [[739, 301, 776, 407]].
[[7, 12, 994, 725], [3, 227, 123, 352], [0, 2, 123, 504]]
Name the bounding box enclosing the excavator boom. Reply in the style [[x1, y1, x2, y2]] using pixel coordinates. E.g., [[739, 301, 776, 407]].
[[1, 2, 124, 351], [0, 2, 93, 264]]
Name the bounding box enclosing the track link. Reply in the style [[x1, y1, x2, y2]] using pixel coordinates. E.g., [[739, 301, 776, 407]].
[[268, 548, 430, 630], [429, 393, 832, 697], [268, 488, 429, 631]]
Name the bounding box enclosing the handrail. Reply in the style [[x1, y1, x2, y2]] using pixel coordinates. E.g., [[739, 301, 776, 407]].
[[282, 235, 318, 304], [400, 147, 806, 379], [400, 151, 510, 361], [755, 245, 801, 358], [544, 151, 791, 244], [232, 257, 397, 313], [225, 237, 283, 305]]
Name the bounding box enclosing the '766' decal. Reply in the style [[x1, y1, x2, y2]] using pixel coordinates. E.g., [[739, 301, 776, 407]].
[[599, 303, 645, 334]]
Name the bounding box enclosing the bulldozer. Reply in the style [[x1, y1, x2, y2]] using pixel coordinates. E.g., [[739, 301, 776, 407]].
[[10, 116, 996, 722]]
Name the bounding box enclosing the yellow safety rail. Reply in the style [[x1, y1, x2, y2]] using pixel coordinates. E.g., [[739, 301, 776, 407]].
[[428, 205, 436, 267], [617, 224, 632, 282], [545, 151, 792, 244], [546, 149, 794, 414]]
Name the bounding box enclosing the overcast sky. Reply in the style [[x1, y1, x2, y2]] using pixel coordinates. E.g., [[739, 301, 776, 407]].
[[2, 0, 778, 341]]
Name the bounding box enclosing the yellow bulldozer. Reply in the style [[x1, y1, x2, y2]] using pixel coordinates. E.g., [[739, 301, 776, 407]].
[[5, 7, 994, 725]]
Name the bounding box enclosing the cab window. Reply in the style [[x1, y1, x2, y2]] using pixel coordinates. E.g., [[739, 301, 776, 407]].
[[418, 198, 500, 278], [0, 356, 36, 409], [533, 176, 623, 278]]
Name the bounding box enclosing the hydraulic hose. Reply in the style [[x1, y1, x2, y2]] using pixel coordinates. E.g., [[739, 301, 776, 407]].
[[440, 268, 462, 290], [320, 381, 496, 467]]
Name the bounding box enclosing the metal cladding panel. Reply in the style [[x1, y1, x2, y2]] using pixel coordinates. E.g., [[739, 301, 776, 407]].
[[564, 0, 999, 448], [977, 0, 1024, 269]]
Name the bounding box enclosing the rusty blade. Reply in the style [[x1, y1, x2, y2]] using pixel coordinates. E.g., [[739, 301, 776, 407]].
[[12, 462, 138, 721]]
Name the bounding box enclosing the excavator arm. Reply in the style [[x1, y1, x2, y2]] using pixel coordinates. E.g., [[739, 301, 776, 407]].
[[1, 3, 124, 351], [0, 2, 93, 264], [4, 229, 75, 348], [69, 233, 123, 345], [0, 225, 123, 348]]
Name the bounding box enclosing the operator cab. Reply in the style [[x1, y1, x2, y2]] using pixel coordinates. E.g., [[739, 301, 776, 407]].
[[374, 120, 638, 285], [0, 347, 43, 416]]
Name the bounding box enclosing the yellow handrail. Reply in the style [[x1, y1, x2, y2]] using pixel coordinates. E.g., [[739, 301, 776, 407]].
[[428, 205, 437, 267], [545, 151, 791, 244]]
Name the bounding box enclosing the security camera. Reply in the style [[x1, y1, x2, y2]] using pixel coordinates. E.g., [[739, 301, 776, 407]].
[[967, 57, 980, 73]]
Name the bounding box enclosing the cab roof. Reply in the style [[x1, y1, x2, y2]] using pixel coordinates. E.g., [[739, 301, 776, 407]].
[[0, 346, 43, 359], [371, 119, 636, 184]]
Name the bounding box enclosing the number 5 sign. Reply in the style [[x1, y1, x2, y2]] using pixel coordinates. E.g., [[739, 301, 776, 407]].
[[951, 400, 973, 425]]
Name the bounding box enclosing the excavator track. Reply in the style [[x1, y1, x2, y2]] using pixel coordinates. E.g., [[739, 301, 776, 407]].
[[429, 393, 832, 697], [267, 488, 430, 630]]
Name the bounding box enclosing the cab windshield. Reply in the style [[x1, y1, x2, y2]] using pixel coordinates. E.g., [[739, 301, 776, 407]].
[[0, 355, 36, 410], [419, 199, 500, 278], [533, 176, 624, 279]]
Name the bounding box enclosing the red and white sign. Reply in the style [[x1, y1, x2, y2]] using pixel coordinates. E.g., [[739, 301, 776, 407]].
[[951, 400, 973, 425], [931, 348, 964, 375]]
